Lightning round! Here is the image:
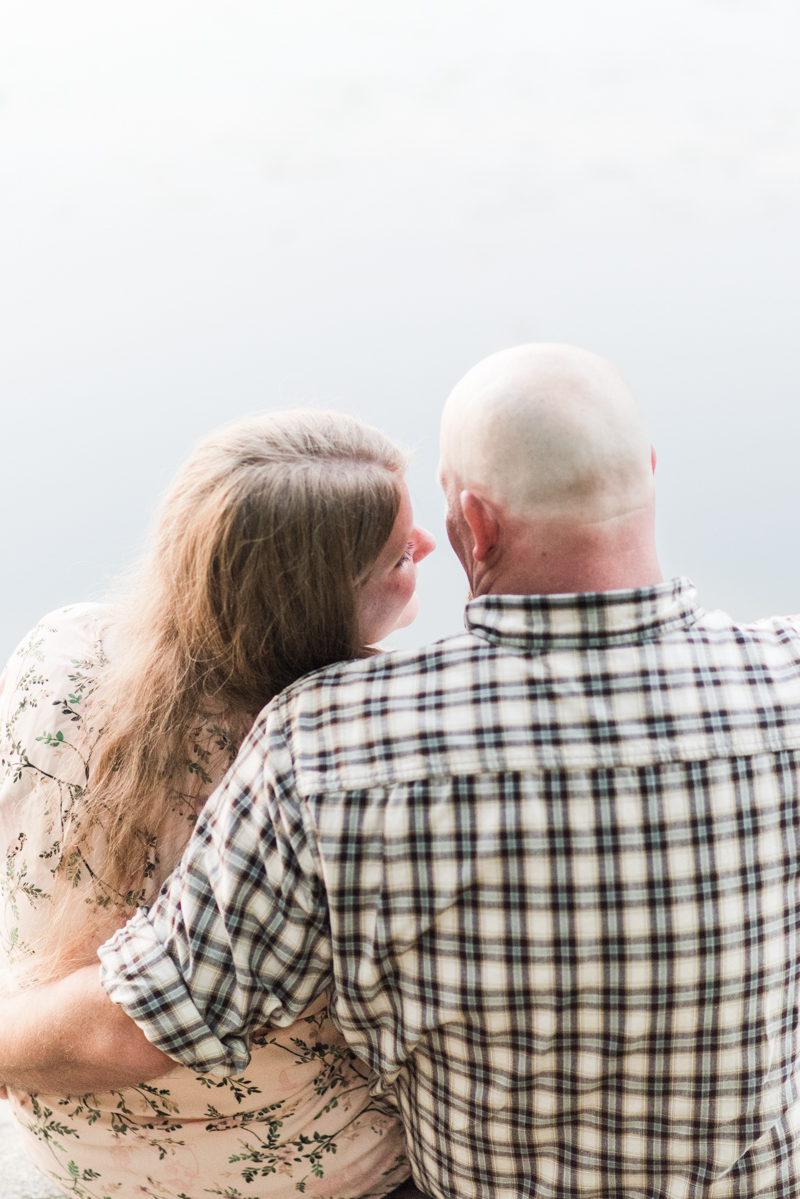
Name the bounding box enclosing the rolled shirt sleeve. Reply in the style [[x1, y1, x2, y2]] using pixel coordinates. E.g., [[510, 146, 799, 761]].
[[98, 709, 332, 1076]]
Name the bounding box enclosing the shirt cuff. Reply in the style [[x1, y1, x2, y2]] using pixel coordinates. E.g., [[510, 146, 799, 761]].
[[97, 909, 250, 1078]]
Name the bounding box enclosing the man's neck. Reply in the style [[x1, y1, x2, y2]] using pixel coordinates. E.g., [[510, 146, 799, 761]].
[[472, 509, 663, 597]]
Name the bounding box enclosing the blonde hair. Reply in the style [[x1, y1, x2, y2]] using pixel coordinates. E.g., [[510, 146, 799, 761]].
[[59, 409, 407, 928]]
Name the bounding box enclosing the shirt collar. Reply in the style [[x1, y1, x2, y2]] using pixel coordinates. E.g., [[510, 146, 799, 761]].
[[465, 577, 700, 651]]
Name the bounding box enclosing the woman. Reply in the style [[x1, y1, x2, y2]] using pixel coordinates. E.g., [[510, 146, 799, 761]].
[[0, 410, 434, 1199]]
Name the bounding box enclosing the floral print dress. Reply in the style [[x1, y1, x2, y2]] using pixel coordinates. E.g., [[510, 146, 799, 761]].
[[0, 605, 409, 1199]]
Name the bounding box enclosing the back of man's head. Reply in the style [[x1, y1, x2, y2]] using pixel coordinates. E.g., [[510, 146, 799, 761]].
[[440, 343, 653, 523], [440, 344, 661, 595]]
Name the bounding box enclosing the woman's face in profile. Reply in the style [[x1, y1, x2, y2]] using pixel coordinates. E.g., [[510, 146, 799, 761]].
[[358, 480, 435, 645]]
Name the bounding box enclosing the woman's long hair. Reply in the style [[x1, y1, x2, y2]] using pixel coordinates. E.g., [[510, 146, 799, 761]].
[[58, 409, 407, 926]]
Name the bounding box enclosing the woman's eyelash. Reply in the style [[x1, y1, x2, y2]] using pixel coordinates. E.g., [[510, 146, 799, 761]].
[[397, 541, 414, 565]]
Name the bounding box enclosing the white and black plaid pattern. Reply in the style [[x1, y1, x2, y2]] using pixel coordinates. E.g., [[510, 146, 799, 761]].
[[100, 579, 800, 1198]]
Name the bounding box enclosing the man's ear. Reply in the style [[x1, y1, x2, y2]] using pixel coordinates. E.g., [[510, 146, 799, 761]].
[[460, 491, 500, 562], [651, 445, 657, 474]]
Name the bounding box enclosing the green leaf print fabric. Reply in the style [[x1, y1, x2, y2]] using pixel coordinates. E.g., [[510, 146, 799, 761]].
[[0, 606, 409, 1199]]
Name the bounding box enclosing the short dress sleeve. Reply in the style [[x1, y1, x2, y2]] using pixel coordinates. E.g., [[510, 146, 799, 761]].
[[0, 603, 111, 992]]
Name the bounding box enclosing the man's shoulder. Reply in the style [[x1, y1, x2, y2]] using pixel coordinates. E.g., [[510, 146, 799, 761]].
[[743, 610, 800, 639], [277, 630, 482, 706], [259, 602, 800, 797], [257, 630, 488, 793], [273, 603, 800, 712], [691, 605, 800, 657]]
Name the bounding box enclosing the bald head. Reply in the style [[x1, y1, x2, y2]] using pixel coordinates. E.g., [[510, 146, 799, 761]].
[[440, 343, 653, 522]]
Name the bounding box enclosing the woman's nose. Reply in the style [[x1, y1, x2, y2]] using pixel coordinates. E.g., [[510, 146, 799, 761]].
[[412, 526, 436, 563]]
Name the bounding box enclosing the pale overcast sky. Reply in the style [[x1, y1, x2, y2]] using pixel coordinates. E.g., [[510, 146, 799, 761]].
[[2, 1, 800, 659]]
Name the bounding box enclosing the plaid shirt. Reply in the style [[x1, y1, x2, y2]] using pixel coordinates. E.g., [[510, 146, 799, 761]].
[[100, 578, 800, 1198]]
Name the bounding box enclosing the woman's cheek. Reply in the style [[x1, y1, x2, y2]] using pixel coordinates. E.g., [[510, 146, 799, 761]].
[[390, 590, 420, 633]]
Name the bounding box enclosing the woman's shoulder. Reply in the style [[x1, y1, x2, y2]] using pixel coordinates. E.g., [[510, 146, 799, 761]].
[[4, 603, 114, 678], [15, 602, 114, 647], [0, 603, 115, 741], [0, 605, 118, 982]]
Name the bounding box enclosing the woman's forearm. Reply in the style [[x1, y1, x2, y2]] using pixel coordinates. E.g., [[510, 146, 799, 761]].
[[0, 964, 175, 1095]]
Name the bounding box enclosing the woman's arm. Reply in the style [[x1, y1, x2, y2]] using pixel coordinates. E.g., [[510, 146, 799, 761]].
[[0, 964, 174, 1096]]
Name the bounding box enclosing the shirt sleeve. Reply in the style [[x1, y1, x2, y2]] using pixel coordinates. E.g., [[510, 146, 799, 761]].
[[97, 705, 332, 1076]]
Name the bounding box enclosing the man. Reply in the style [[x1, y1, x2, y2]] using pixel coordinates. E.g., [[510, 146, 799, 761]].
[[4, 343, 800, 1197]]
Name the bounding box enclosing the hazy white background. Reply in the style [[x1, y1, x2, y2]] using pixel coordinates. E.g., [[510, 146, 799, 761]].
[[2, 0, 800, 662]]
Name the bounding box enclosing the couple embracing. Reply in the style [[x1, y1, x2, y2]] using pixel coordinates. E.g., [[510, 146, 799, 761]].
[[2, 343, 800, 1199]]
